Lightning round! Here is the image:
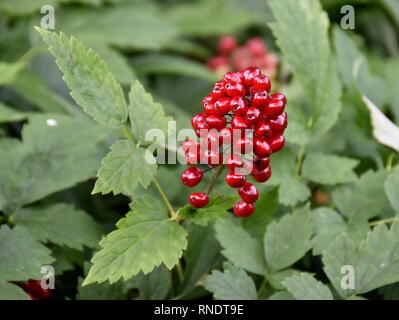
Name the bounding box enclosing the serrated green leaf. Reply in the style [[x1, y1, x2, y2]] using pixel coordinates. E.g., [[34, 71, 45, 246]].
[[36, 28, 128, 128], [264, 205, 313, 272], [268, 290, 295, 300], [179, 196, 236, 226], [283, 273, 333, 300], [0, 61, 26, 85], [241, 187, 279, 239], [0, 115, 106, 214], [323, 223, 399, 297], [52, 246, 84, 276], [269, 0, 341, 138], [92, 140, 157, 196], [215, 218, 267, 276], [131, 54, 213, 80], [13, 203, 102, 250], [0, 225, 54, 282], [83, 196, 187, 285], [332, 170, 392, 221], [128, 81, 172, 145], [302, 153, 359, 185], [0, 282, 28, 300], [385, 167, 399, 213], [203, 263, 257, 300], [269, 269, 304, 290]]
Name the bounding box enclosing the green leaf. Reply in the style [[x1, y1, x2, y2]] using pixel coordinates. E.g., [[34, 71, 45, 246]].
[[311, 208, 347, 255], [323, 223, 399, 297], [180, 224, 221, 298], [128, 81, 173, 145], [264, 205, 313, 272], [268, 149, 311, 206], [269, 269, 303, 290], [36, 28, 128, 128], [0, 102, 29, 123], [241, 187, 279, 239], [268, 290, 295, 300], [302, 153, 359, 185], [92, 140, 157, 196], [0, 283, 28, 300], [385, 167, 399, 213], [131, 54, 213, 81], [283, 273, 333, 300], [0, 0, 59, 16], [203, 263, 257, 300], [0, 61, 26, 85], [83, 196, 187, 285], [13, 203, 102, 250], [332, 170, 392, 221], [215, 218, 267, 276], [179, 196, 236, 226], [0, 225, 54, 282], [269, 0, 341, 138], [0, 115, 106, 214], [125, 266, 172, 300]]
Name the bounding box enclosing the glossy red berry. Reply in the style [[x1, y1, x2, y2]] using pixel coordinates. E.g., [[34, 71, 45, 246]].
[[212, 81, 225, 99], [252, 166, 272, 183], [222, 71, 242, 84], [226, 153, 244, 170], [189, 192, 210, 208], [226, 171, 246, 188], [269, 112, 287, 132], [233, 136, 253, 154], [264, 98, 285, 118], [181, 139, 200, 153], [246, 107, 262, 125], [206, 115, 227, 131], [234, 201, 255, 217], [181, 167, 203, 187], [268, 135, 285, 153], [254, 138, 271, 158], [254, 120, 272, 140], [252, 90, 268, 107], [214, 97, 231, 115], [201, 131, 220, 151], [270, 92, 287, 105], [224, 82, 245, 97], [230, 96, 248, 115], [191, 113, 207, 129], [238, 183, 259, 203], [202, 150, 223, 166], [23, 280, 52, 300], [253, 156, 270, 170], [231, 115, 249, 130], [253, 74, 271, 92], [241, 67, 261, 85]]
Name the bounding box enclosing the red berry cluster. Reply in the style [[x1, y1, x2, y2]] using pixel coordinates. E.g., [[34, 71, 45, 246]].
[[207, 36, 279, 79], [180, 67, 287, 218]]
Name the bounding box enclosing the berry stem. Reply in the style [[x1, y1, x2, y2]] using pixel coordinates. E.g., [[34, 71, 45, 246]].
[[205, 165, 225, 195], [295, 144, 305, 179], [152, 178, 178, 220]]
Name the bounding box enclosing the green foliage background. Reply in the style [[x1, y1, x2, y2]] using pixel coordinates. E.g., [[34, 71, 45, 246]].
[[0, 0, 398, 300]]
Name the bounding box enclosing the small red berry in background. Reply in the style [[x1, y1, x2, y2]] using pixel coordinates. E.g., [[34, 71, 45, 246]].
[[207, 36, 279, 79], [180, 66, 287, 217], [22, 280, 52, 300]]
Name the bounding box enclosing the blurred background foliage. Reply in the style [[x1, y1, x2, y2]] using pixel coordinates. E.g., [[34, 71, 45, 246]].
[[0, 0, 398, 300]]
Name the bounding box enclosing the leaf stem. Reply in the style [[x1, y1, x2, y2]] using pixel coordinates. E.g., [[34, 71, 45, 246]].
[[175, 261, 184, 283], [152, 178, 178, 220], [205, 165, 225, 195], [386, 153, 396, 171], [257, 275, 268, 298], [295, 144, 305, 179], [123, 125, 134, 141], [369, 217, 398, 227]]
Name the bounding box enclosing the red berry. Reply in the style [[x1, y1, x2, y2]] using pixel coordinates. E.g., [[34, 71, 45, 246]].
[[203, 102, 216, 115], [245, 107, 261, 125], [253, 74, 271, 92], [241, 67, 261, 85], [226, 171, 246, 188], [226, 153, 244, 170], [270, 93, 287, 105], [234, 201, 255, 217], [206, 115, 227, 131], [254, 138, 271, 158], [231, 115, 249, 130], [224, 82, 245, 97], [233, 136, 253, 154], [264, 98, 285, 118], [246, 37, 267, 57], [252, 90, 269, 107], [269, 112, 287, 132], [206, 56, 228, 71], [219, 127, 232, 144], [268, 135, 285, 153], [254, 120, 272, 139], [222, 71, 242, 84], [212, 81, 225, 99], [252, 166, 272, 183], [201, 131, 220, 151], [191, 113, 207, 129], [189, 192, 210, 208], [183, 150, 201, 165], [253, 155, 270, 170], [181, 139, 200, 153], [238, 183, 259, 203], [230, 96, 248, 115], [202, 149, 223, 166], [181, 167, 203, 187], [218, 36, 238, 55], [214, 97, 231, 115]]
